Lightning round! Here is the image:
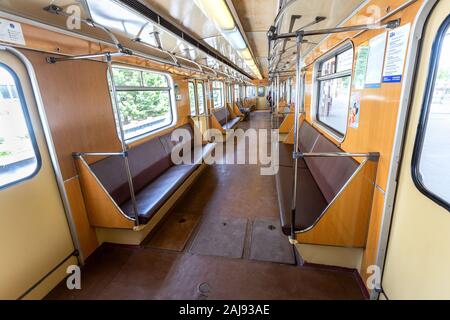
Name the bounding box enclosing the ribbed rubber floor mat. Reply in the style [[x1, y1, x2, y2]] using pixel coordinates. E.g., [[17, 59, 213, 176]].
[[249, 218, 296, 265], [189, 217, 248, 259]]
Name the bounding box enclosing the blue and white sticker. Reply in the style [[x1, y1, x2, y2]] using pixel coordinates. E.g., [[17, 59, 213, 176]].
[[0, 18, 26, 46], [382, 24, 411, 83]]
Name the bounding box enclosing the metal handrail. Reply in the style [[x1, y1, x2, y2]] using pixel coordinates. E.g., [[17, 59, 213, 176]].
[[294, 152, 380, 160], [73, 152, 126, 158], [73, 148, 140, 227]]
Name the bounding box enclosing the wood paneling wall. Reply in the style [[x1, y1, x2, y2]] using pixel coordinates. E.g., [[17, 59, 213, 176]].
[[18, 44, 192, 259], [302, 0, 424, 287]]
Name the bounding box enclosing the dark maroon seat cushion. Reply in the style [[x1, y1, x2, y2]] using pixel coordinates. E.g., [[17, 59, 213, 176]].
[[90, 155, 133, 205], [213, 108, 230, 126], [120, 164, 197, 223], [223, 117, 240, 130], [278, 121, 319, 169], [299, 121, 320, 153], [305, 136, 359, 203], [275, 121, 360, 235], [276, 166, 328, 235], [127, 138, 172, 195], [89, 124, 201, 225], [159, 124, 194, 155], [214, 108, 239, 129]]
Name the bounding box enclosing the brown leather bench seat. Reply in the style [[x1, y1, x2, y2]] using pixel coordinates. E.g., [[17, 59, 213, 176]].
[[214, 108, 240, 130], [236, 101, 251, 121], [276, 122, 359, 235], [90, 124, 211, 224]]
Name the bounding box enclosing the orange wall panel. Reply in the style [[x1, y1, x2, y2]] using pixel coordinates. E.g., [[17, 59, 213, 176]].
[[302, 0, 424, 288]]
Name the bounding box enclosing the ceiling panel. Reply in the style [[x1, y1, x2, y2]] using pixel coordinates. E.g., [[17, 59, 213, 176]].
[[142, 0, 219, 39], [231, 0, 366, 76], [0, 0, 369, 79], [231, 0, 278, 32]]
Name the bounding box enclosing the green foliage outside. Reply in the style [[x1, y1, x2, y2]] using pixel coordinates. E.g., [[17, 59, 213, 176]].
[[113, 68, 170, 124], [188, 82, 196, 115]]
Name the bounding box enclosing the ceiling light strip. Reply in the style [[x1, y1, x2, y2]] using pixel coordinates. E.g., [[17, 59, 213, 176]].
[[116, 0, 254, 80]]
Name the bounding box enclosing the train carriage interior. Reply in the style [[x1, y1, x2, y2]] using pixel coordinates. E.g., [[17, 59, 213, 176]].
[[0, 0, 449, 302]]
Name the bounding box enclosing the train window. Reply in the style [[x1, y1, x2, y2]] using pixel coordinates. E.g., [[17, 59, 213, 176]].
[[212, 81, 224, 109], [234, 84, 239, 101], [188, 81, 197, 116], [111, 66, 174, 141], [247, 86, 256, 98], [315, 43, 353, 137], [197, 82, 206, 115], [412, 19, 450, 210], [0, 64, 40, 189]]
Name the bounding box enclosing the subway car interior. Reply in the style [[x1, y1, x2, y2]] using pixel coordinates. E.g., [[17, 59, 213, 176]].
[[0, 0, 449, 302]]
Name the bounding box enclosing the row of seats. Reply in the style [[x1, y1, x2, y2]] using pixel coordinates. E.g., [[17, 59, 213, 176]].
[[243, 98, 256, 111], [213, 107, 241, 131], [90, 123, 214, 225], [276, 121, 359, 235]]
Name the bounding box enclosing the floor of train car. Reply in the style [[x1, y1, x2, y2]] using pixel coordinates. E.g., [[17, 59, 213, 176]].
[[46, 111, 365, 300]]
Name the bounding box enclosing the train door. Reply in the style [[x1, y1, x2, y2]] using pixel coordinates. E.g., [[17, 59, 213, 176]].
[[382, 0, 450, 299], [0, 48, 76, 299]]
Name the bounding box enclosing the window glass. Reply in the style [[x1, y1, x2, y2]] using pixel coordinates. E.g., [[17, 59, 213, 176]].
[[112, 67, 174, 141], [336, 49, 354, 73], [320, 56, 336, 76], [246, 86, 255, 98], [316, 46, 353, 136], [113, 68, 141, 87], [0, 64, 40, 189], [212, 81, 224, 109], [188, 82, 196, 116], [414, 25, 450, 207], [234, 85, 239, 101], [143, 72, 168, 87], [197, 82, 205, 114]]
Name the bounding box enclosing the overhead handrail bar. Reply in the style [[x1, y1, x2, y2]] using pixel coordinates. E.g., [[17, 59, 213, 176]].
[[42, 5, 248, 81], [270, 19, 400, 41], [44, 5, 123, 51], [273, 0, 299, 32], [132, 37, 180, 66], [273, 16, 326, 71], [268, 19, 400, 73]]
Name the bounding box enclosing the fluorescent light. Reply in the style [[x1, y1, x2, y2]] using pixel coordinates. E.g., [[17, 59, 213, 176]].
[[239, 48, 252, 60], [193, 0, 264, 79], [193, 0, 235, 30], [223, 28, 246, 50]]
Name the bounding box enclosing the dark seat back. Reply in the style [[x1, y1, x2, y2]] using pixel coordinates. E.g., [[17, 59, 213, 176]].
[[214, 108, 231, 126], [299, 121, 320, 153], [90, 124, 194, 205], [159, 124, 194, 154], [304, 136, 359, 203]]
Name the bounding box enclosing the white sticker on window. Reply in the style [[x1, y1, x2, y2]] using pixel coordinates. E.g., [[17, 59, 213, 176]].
[[0, 18, 26, 46]]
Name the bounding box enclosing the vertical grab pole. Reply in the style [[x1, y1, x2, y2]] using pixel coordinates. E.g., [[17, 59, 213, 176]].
[[290, 31, 304, 243], [207, 78, 212, 125], [107, 55, 140, 227], [276, 75, 280, 114], [271, 80, 275, 113]]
